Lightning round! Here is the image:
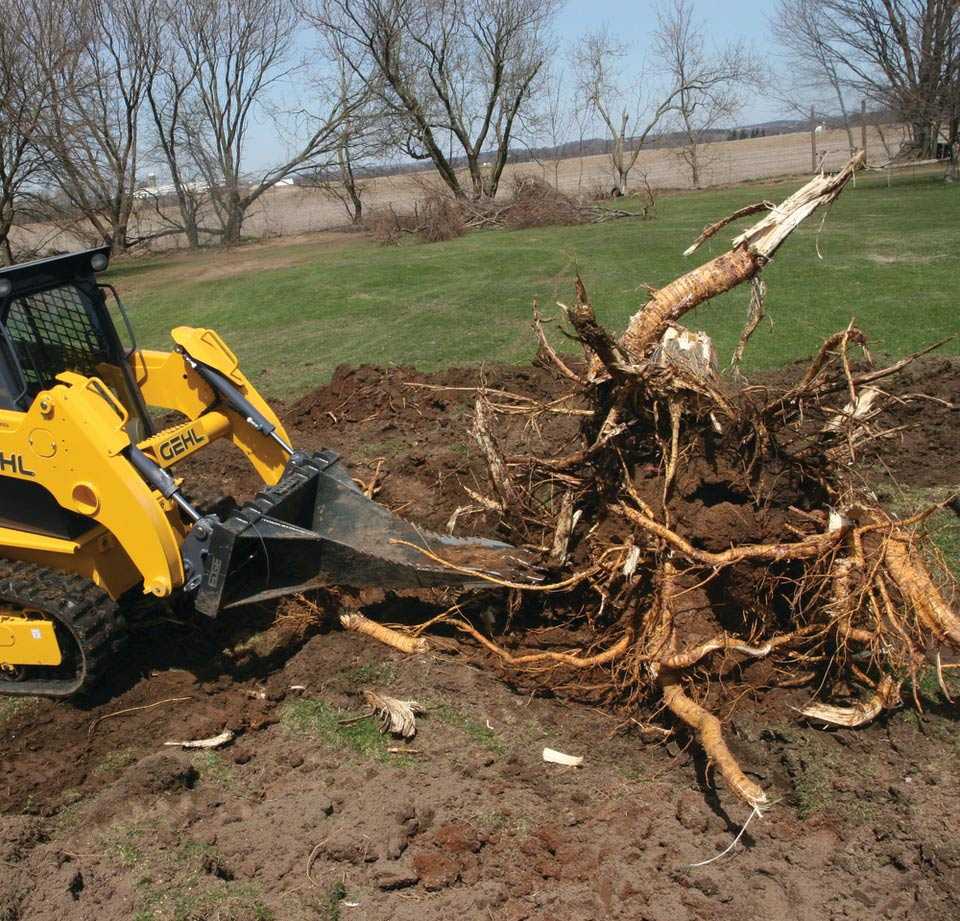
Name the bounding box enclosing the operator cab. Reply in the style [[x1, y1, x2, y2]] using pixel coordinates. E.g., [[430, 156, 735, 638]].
[[0, 248, 153, 539], [0, 247, 152, 434]]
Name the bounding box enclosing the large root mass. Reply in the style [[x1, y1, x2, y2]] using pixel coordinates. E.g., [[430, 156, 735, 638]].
[[403, 154, 959, 809]]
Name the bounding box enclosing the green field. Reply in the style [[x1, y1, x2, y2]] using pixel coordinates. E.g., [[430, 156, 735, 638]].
[[107, 170, 959, 398]]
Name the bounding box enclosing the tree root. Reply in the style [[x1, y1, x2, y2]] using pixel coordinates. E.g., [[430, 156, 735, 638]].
[[340, 613, 429, 654], [447, 617, 634, 669], [389, 538, 601, 592], [883, 534, 960, 647], [659, 667, 768, 809], [616, 503, 843, 566], [800, 675, 901, 727], [661, 629, 814, 670], [533, 301, 587, 386]]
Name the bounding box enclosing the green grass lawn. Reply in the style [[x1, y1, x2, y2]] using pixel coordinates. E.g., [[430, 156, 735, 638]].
[[107, 169, 959, 398]]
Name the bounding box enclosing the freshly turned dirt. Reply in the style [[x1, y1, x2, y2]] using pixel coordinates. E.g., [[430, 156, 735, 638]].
[[866, 356, 960, 487], [1, 357, 958, 921]]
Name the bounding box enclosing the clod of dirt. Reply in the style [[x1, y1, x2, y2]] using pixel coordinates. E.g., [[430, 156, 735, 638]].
[[66, 870, 83, 901], [410, 820, 487, 890], [323, 833, 376, 865], [380, 832, 408, 860], [0, 815, 47, 863], [431, 821, 483, 854], [120, 753, 199, 795], [412, 851, 461, 891], [374, 865, 420, 890]]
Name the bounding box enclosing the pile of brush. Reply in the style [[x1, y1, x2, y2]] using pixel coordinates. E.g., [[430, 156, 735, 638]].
[[407, 153, 958, 811]]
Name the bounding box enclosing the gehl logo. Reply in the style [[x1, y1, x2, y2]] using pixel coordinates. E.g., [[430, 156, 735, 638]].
[[0, 452, 35, 477], [159, 426, 206, 462]]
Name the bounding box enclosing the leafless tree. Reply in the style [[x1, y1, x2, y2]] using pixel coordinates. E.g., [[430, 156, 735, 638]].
[[310, 0, 562, 200], [655, 0, 759, 188], [522, 65, 576, 190], [773, 1, 959, 157], [325, 130, 367, 226], [312, 57, 387, 224], [0, 14, 46, 263], [771, 0, 857, 152], [160, 0, 368, 245], [573, 27, 682, 195], [14, 0, 158, 254], [140, 1, 208, 248]]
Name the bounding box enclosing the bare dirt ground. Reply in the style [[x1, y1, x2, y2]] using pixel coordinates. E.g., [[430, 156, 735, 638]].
[[10, 125, 908, 256], [1, 355, 958, 921]]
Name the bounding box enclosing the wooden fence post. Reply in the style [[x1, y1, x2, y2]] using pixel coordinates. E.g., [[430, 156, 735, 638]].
[[810, 106, 818, 172], [860, 100, 868, 164]]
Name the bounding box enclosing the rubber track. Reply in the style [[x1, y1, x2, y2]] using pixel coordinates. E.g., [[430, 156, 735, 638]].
[[0, 560, 124, 698]]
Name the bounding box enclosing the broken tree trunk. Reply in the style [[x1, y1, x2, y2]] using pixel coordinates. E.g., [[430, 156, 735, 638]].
[[617, 152, 864, 362]]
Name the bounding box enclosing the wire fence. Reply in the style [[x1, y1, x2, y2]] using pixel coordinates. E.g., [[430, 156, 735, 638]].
[[11, 122, 942, 254]]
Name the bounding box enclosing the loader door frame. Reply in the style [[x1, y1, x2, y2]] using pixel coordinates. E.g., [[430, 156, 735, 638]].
[[0, 248, 154, 436]]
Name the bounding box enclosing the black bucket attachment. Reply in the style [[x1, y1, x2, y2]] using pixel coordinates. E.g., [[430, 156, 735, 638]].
[[183, 451, 534, 617]]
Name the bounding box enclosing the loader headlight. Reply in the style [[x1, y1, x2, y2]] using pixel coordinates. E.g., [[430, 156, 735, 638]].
[[91, 253, 109, 272], [0, 279, 10, 298]]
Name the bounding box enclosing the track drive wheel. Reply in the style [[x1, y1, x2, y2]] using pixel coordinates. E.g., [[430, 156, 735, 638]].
[[0, 561, 124, 698]]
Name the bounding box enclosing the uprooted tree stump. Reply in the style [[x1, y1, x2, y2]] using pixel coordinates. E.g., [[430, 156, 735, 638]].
[[388, 152, 959, 812]]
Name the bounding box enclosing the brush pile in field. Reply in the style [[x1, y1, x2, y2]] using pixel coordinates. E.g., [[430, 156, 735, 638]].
[[399, 153, 959, 810], [365, 175, 637, 245]]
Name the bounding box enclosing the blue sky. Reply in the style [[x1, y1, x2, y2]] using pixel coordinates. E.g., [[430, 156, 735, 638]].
[[560, 0, 776, 51], [557, 0, 783, 123]]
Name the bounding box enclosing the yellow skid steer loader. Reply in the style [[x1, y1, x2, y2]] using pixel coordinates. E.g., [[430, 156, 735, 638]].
[[0, 248, 526, 698]]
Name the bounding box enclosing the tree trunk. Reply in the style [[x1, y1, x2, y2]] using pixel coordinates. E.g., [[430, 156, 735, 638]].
[[610, 136, 627, 195], [618, 154, 863, 361], [466, 156, 483, 200], [0, 226, 13, 266], [839, 108, 855, 154], [421, 132, 466, 199], [948, 119, 960, 182], [221, 188, 245, 246], [485, 152, 510, 200], [175, 191, 201, 249], [223, 208, 243, 246], [110, 222, 128, 256], [184, 217, 200, 249], [349, 192, 362, 224], [829, 78, 856, 154], [0, 199, 13, 264], [913, 121, 934, 157], [577, 133, 586, 193], [337, 142, 364, 224]]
